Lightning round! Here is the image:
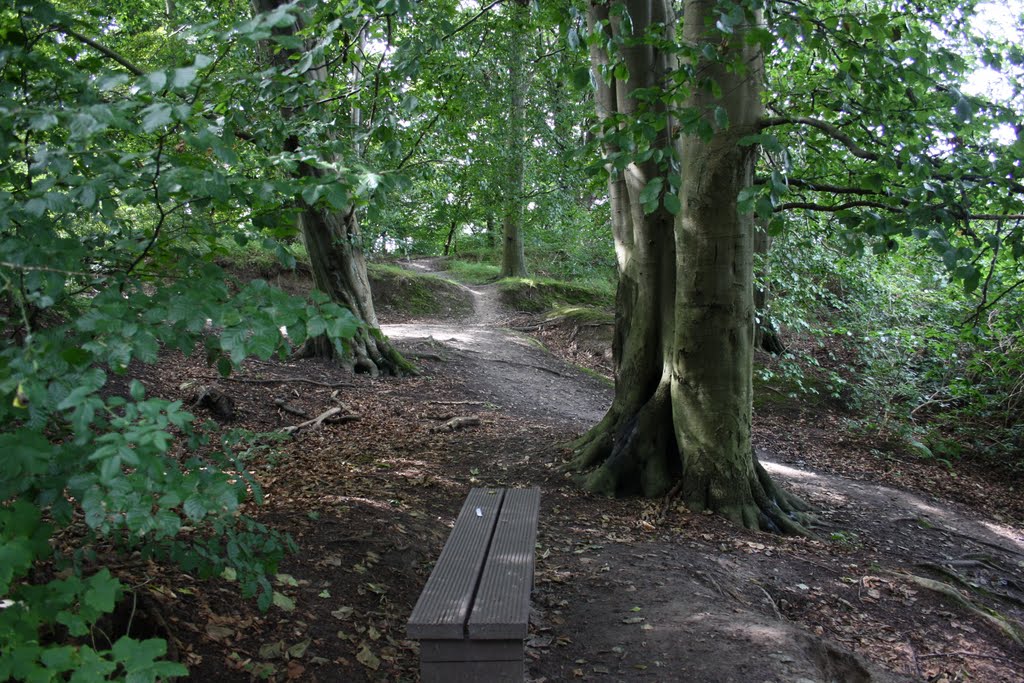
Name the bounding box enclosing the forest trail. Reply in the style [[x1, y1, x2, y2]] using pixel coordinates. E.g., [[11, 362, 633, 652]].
[[382, 259, 609, 426], [375, 258, 1024, 683]]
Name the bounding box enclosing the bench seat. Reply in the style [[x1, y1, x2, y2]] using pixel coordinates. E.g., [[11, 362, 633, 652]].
[[407, 487, 540, 682]]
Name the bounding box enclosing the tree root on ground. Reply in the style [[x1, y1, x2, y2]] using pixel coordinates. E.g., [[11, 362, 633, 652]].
[[562, 397, 813, 535], [900, 573, 1024, 646]]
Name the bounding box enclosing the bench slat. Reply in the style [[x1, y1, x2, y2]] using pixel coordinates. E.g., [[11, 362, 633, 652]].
[[407, 488, 505, 639], [467, 487, 540, 639]]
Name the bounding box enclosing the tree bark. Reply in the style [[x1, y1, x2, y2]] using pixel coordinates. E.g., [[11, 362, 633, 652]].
[[252, 0, 411, 376], [567, 0, 808, 533], [499, 1, 529, 278]]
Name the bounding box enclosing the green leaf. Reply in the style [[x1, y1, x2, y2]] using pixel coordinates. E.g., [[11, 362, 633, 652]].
[[572, 66, 592, 89], [638, 177, 663, 205], [172, 67, 198, 89], [141, 104, 173, 133], [712, 106, 729, 129], [272, 591, 295, 611], [143, 71, 167, 92], [663, 193, 681, 215]]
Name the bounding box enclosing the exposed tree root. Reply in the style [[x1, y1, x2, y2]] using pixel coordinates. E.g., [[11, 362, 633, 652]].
[[901, 573, 1024, 646], [294, 327, 416, 377], [564, 395, 813, 535]]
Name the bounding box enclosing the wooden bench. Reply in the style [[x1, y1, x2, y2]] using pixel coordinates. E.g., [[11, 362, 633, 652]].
[[407, 487, 541, 682]]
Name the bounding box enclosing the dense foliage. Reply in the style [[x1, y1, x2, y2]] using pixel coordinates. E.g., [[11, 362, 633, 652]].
[[0, 1, 364, 677]]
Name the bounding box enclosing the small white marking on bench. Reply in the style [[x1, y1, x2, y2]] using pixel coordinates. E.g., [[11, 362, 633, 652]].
[[476, 507, 482, 517]]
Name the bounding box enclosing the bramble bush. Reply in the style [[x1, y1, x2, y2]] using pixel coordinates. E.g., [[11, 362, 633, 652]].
[[1, 2, 360, 678]]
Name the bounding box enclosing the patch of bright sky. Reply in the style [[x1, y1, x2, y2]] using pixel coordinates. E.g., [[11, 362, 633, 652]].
[[963, 0, 1023, 144]]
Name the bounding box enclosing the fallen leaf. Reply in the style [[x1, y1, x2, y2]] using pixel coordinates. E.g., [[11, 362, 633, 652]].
[[287, 639, 311, 659], [621, 616, 644, 624], [275, 573, 299, 587], [286, 661, 305, 679], [205, 624, 234, 642], [259, 641, 285, 659], [272, 591, 296, 611], [331, 606, 354, 620], [356, 644, 380, 671]]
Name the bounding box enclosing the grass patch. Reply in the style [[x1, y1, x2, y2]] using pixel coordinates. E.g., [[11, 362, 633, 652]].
[[547, 305, 614, 326], [367, 263, 473, 318], [447, 259, 502, 285], [498, 276, 613, 313]]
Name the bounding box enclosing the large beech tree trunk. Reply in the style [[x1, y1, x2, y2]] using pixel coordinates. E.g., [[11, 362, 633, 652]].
[[253, 0, 410, 376], [568, 0, 807, 533]]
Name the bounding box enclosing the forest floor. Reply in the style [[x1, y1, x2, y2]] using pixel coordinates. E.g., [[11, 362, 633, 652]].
[[121, 258, 1024, 683]]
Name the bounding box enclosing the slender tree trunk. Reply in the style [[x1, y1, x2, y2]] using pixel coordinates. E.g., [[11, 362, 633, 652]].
[[443, 221, 457, 256], [568, 0, 808, 533], [754, 224, 785, 354], [499, 1, 528, 278], [252, 0, 411, 376]]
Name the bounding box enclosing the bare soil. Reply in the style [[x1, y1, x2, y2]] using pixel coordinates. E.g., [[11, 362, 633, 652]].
[[107, 259, 1024, 683]]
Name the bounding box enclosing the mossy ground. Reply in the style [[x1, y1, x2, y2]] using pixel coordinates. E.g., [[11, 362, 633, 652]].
[[367, 263, 473, 319]]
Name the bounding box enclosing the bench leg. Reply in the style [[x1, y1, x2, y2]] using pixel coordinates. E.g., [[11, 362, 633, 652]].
[[421, 659, 523, 682], [419, 639, 524, 683]]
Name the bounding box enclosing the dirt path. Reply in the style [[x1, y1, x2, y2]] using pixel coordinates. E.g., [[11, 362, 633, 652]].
[[383, 260, 610, 427], [377, 259, 1024, 683]]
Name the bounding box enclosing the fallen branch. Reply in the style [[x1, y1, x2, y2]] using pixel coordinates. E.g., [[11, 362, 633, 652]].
[[917, 651, 1016, 663], [429, 415, 480, 433], [274, 399, 308, 418], [280, 406, 360, 435], [201, 374, 354, 389], [755, 584, 783, 621], [428, 400, 485, 406], [491, 358, 565, 377]]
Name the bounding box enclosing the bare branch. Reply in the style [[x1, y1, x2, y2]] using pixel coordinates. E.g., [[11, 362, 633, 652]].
[[760, 116, 879, 161], [54, 25, 145, 76]]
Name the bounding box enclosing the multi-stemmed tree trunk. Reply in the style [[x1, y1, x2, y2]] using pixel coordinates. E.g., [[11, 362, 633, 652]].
[[567, 0, 807, 532], [498, 0, 529, 278], [253, 0, 410, 376]]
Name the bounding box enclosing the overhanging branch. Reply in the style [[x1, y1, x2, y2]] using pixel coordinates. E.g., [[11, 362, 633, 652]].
[[55, 24, 145, 76], [760, 116, 879, 161]]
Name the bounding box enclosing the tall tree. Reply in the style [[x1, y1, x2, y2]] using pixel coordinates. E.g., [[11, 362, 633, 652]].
[[568, 0, 1023, 531], [567, 0, 807, 531], [252, 0, 412, 376], [498, 0, 530, 277]]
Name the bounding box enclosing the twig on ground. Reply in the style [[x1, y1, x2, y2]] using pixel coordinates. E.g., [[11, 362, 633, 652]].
[[274, 399, 309, 418], [490, 358, 565, 376], [429, 415, 481, 433], [755, 584, 783, 621], [918, 651, 1015, 663], [281, 406, 360, 435], [658, 479, 685, 523], [906, 637, 922, 678], [202, 374, 354, 389]]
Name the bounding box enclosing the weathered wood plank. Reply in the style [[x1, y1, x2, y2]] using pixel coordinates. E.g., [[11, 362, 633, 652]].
[[407, 488, 505, 639], [467, 487, 540, 639]]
